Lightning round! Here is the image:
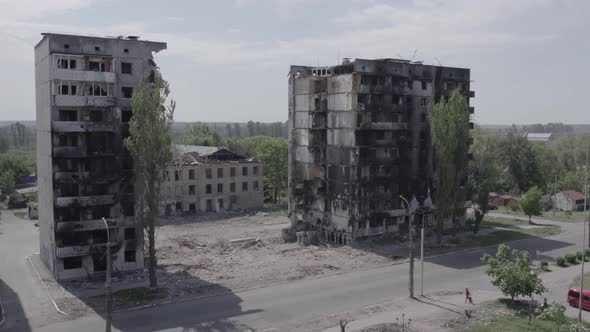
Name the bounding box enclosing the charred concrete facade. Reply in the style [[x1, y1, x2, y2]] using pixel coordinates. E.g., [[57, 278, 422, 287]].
[[288, 58, 474, 245], [160, 145, 264, 215], [35, 33, 166, 280]]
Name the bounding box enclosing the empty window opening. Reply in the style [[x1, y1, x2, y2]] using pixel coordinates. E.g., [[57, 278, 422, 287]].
[[421, 81, 427, 90], [124, 228, 136, 240], [420, 97, 427, 106], [175, 202, 182, 212], [122, 110, 132, 122], [123, 48, 129, 53], [218, 199, 224, 210], [95, 46, 100, 52], [206, 199, 213, 212], [64, 44, 70, 49], [230, 167, 236, 177], [253, 181, 259, 191], [206, 184, 212, 194], [253, 166, 259, 175], [121, 87, 133, 99], [188, 169, 195, 180], [88, 60, 106, 72], [242, 181, 248, 191], [242, 166, 248, 176], [59, 110, 77, 121], [217, 183, 223, 193], [63, 256, 82, 270], [125, 250, 136, 262], [174, 170, 180, 181], [206, 168, 212, 179], [189, 203, 196, 213], [189, 185, 196, 195], [230, 182, 236, 193], [217, 168, 223, 178], [121, 62, 132, 75]]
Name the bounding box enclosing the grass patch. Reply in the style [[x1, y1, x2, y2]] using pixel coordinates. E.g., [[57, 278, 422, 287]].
[[113, 287, 169, 307], [461, 298, 590, 332], [462, 227, 561, 247], [481, 216, 528, 229], [570, 272, 590, 288], [495, 207, 588, 222], [13, 211, 26, 219]]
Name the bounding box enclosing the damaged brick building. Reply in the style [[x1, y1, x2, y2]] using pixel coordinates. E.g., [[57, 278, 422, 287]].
[[288, 58, 474, 245], [35, 33, 166, 280]]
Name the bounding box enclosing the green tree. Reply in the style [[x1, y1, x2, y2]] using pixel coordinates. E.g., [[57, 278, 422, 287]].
[[481, 244, 546, 302], [182, 123, 225, 147], [538, 302, 566, 332], [429, 89, 470, 242], [0, 137, 8, 153], [124, 70, 175, 288], [520, 186, 543, 224], [558, 170, 587, 193], [500, 134, 544, 192], [468, 127, 501, 233], [0, 169, 16, 195], [228, 136, 288, 204]]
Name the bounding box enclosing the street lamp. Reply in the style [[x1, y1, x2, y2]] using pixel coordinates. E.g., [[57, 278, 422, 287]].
[[400, 195, 414, 299], [101, 217, 112, 332]]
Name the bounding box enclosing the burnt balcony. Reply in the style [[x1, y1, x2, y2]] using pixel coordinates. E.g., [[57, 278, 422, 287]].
[[469, 106, 474, 114], [469, 122, 474, 129], [54, 95, 116, 107], [54, 171, 90, 183], [53, 121, 116, 133], [55, 194, 115, 207], [357, 122, 408, 131], [55, 217, 133, 233], [53, 146, 86, 158], [468, 91, 475, 98]]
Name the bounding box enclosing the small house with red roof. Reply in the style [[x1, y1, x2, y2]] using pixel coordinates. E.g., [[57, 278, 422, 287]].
[[551, 190, 587, 211]]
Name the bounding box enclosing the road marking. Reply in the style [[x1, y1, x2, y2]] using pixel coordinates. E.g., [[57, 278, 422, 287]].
[[26, 255, 68, 316]]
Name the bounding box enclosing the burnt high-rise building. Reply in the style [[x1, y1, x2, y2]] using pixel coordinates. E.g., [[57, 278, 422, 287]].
[[35, 33, 166, 280], [288, 58, 474, 245]]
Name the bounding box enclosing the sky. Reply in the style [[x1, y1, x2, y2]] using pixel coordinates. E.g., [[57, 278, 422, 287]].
[[0, 0, 588, 124]]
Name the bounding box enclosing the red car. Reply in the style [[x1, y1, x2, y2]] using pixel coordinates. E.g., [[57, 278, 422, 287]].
[[567, 288, 590, 311]]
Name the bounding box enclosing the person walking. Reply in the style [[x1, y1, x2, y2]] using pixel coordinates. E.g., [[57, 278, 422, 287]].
[[465, 288, 473, 304]]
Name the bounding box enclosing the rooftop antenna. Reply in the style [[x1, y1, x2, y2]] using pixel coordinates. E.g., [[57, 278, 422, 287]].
[[410, 49, 418, 62], [434, 57, 442, 66]]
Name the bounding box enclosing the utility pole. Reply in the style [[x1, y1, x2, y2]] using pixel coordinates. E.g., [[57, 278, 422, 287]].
[[579, 143, 589, 322], [102, 218, 112, 332], [400, 196, 414, 299], [420, 224, 424, 297]]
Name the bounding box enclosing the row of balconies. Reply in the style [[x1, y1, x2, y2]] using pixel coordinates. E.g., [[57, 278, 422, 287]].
[[53, 146, 115, 158], [53, 121, 116, 133], [53, 95, 118, 107], [55, 216, 134, 233], [55, 194, 115, 207], [56, 239, 137, 258]]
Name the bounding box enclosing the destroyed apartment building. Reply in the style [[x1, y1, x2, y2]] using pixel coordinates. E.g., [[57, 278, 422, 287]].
[[288, 58, 474, 245], [160, 145, 264, 215], [35, 33, 166, 280]]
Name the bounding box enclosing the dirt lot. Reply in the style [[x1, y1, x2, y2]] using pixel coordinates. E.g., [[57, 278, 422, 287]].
[[154, 211, 395, 297]]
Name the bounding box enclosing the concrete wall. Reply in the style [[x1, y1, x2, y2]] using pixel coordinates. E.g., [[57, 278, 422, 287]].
[[36, 33, 165, 280], [160, 161, 264, 215]]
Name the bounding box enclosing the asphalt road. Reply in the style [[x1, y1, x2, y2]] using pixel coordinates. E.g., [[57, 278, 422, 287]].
[[1, 210, 587, 332]]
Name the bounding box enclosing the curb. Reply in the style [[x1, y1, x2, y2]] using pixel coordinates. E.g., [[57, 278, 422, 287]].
[[26, 255, 69, 316], [114, 229, 563, 313]]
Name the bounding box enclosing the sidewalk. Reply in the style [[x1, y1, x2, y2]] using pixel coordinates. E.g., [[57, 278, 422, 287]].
[[321, 289, 500, 332], [321, 264, 590, 332]]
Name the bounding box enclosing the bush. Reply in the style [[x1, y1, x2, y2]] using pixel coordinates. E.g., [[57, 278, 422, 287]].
[[577, 251, 585, 262], [541, 260, 549, 271], [585, 249, 590, 258], [565, 253, 578, 265], [556, 256, 566, 267], [508, 200, 520, 212]]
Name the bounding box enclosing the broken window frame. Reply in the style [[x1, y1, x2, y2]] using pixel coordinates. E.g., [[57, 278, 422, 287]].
[[121, 62, 133, 75], [84, 82, 114, 97], [55, 81, 81, 96], [55, 55, 81, 70]]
